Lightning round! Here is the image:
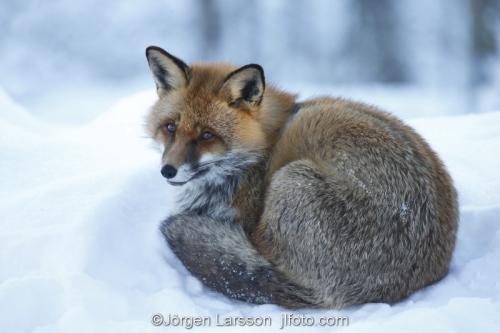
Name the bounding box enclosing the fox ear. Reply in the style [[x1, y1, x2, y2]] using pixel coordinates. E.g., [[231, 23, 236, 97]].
[[145, 46, 190, 96], [220, 64, 265, 107]]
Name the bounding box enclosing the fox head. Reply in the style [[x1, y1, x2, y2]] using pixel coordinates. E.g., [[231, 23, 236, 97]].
[[145, 46, 295, 186]]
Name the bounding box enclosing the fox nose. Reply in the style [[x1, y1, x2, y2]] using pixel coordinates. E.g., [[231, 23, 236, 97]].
[[161, 164, 177, 179]]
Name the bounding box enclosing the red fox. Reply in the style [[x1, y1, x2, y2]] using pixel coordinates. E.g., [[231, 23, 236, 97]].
[[145, 46, 458, 308]]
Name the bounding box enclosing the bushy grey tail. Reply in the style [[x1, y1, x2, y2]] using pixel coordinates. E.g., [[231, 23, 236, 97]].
[[160, 214, 315, 308]]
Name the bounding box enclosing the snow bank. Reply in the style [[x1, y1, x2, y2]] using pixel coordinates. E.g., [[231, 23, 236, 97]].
[[1, 90, 499, 332]]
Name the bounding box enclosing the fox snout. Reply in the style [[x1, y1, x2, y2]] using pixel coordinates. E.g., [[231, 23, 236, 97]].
[[160, 138, 195, 182], [160, 147, 217, 185], [161, 164, 177, 179]]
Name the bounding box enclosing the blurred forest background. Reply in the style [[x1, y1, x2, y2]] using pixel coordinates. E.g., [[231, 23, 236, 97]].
[[1, 0, 499, 123]]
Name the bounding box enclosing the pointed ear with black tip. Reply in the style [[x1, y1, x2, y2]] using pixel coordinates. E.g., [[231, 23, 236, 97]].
[[145, 46, 190, 96], [220, 64, 265, 107]]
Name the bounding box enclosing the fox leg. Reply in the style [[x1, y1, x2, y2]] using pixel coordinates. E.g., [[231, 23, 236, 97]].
[[254, 159, 373, 308]]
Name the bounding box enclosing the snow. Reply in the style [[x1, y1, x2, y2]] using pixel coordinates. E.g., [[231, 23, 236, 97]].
[[1, 87, 500, 333], [3, 0, 499, 119]]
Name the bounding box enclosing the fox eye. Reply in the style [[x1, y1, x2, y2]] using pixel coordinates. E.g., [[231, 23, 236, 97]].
[[200, 131, 214, 141], [165, 123, 176, 133]]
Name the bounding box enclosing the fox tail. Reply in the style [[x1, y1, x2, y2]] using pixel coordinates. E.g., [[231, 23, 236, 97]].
[[161, 215, 316, 308]]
